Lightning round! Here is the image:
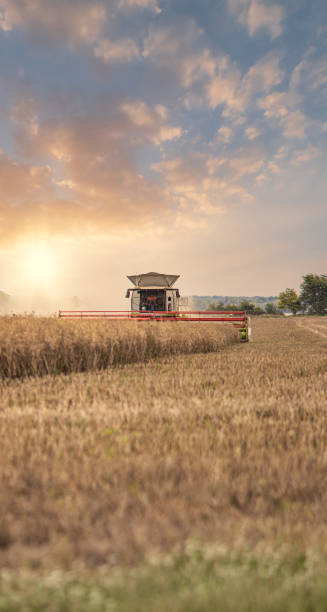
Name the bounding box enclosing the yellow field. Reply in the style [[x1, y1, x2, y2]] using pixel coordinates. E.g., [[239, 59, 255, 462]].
[[0, 316, 238, 378], [1, 316, 327, 610]]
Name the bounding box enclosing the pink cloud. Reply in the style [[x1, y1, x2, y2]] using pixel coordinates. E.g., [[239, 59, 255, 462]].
[[0, 0, 107, 46], [94, 37, 140, 62], [0, 96, 185, 241], [118, 0, 161, 13], [207, 52, 283, 113], [143, 21, 216, 88], [228, 0, 285, 39], [153, 153, 252, 214]]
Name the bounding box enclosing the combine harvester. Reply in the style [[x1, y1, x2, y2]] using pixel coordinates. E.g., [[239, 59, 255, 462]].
[[59, 272, 250, 342]]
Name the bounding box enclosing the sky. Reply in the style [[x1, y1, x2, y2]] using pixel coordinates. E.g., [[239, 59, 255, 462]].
[[0, 0, 326, 307]]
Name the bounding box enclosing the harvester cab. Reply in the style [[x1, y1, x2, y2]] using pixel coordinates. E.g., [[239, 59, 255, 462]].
[[125, 272, 180, 313]]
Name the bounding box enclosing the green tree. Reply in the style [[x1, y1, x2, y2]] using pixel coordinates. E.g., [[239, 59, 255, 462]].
[[278, 288, 301, 315], [239, 300, 264, 315], [300, 274, 327, 314], [208, 301, 224, 311], [208, 302, 239, 311], [265, 302, 279, 315]]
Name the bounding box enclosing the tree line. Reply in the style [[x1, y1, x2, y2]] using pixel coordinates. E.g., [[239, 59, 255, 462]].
[[208, 300, 279, 315], [278, 274, 327, 315], [208, 274, 327, 316]]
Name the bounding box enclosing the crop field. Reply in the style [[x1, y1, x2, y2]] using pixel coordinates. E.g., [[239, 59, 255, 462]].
[[1, 316, 327, 610], [0, 316, 238, 378]]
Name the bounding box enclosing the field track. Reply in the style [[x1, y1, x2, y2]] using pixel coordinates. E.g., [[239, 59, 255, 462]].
[[1, 316, 327, 610], [296, 317, 327, 340]]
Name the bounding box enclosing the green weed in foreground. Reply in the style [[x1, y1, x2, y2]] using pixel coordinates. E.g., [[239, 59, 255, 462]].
[[0, 550, 327, 612]]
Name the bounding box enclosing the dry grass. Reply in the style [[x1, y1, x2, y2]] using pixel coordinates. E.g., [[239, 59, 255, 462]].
[[0, 316, 327, 574], [0, 316, 238, 378]]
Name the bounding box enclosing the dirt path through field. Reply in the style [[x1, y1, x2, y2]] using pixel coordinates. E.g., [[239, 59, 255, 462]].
[[296, 318, 327, 340]]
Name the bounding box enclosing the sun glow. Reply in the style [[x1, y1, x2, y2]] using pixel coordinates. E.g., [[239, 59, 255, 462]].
[[22, 244, 58, 288]]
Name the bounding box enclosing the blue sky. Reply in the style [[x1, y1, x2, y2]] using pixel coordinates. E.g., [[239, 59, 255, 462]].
[[0, 0, 326, 302]]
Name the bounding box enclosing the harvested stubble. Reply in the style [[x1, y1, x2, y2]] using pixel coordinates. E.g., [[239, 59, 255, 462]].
[[0, 316, 238, 379]]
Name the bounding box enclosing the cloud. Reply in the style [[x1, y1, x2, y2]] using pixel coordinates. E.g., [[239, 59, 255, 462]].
[[153, 153, 252, 214], [120, 101, 182, 143], [1, 93, 254, 243], [280, 110, 307, 139], [0, 96, 185, 241], [258, 89, 308, 139], [0, 151, 70, 242], [0, 0, 153, 65], [255, 139, 322, 184], [274, 145, 288, 160], [289, 53, 327, 94], [291, 146, 320, 166], [93, 37, 140, 62], [155, 125, 182, 145], [0, 150, 52, 199], [257, 82, 307, 140], [207, 52, 283, 113], [267, 160, 281, 175], [228, 146, 265, 177], [118, 0, 161, 13], [0, 0, 163, 43], [257, 91, 289, 118], [257, 51, 327, 141], [228, 0, 285, 39], [143, 21, 216, 88], [0, 0, 107, 46], [144, 21, 283, 117], [10, 97, 39, 136], [217, 126, 233, 143], [242, 52, 284, 94], [245, 126, 261, 139], [206, 156, 228, 175], [206, 57, 242, 112], [305, 57, 327, 91], [121, 101, 160, 127]]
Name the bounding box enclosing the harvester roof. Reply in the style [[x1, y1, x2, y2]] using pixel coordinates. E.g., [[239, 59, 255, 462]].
[[127, 272, 179, 288]]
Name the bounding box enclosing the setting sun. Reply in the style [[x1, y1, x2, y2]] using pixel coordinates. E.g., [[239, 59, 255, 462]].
[[22, 244, 57, 287]]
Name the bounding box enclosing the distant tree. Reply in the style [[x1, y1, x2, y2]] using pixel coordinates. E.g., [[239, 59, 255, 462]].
[[239, 300, 254, 312], [265, 302, 280, 315], [300, 274, 327, 314], [208, 301, 224, 311], [239, 300, 264, 315], [254, 306, 265, 315], [207, 299, 270, 315], [224, 303, 239, 311], [278, 288, 301, 315], [208, 302, 239, 311]]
